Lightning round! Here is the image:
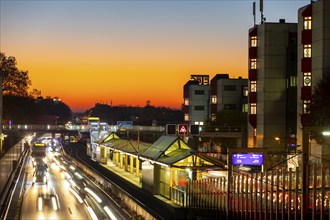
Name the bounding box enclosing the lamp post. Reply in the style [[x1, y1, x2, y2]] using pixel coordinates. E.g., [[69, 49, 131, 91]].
[[275, 137, 281, 147]]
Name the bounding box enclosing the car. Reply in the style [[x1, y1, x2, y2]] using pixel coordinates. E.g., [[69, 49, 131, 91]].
[[32, 168, 49, 185], [37, 187, 60, 211]]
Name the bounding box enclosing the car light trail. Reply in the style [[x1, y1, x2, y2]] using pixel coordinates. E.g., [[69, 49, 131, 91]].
[[38, 197, 43, 211], [68, 187, 83, 203], [104, 206, 117, 220], [85, 187, 102, 203], [52, 197, 58, 210], [87, 206, 98, 220]]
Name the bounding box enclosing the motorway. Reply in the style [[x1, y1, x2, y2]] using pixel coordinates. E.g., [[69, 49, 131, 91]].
[[20, 136, 128, 220]]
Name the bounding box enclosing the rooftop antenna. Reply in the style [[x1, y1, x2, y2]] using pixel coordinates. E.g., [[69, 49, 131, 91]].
[[253, 2, 256, 26], [260, 0, 265, 23]]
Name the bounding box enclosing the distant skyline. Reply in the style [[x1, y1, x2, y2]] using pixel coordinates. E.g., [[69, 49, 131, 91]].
[[0, 0, 309, 112]]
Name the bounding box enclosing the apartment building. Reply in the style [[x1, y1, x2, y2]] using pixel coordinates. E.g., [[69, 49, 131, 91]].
[[183, 74, 248, 125], [296, 0, 330, 158], [247, 20, 298, 149]]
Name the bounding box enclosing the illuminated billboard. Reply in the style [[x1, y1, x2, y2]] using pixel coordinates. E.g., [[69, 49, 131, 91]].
[[232, 154, 263, 166]]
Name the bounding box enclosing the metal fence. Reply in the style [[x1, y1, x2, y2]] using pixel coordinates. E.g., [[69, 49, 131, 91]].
[[186, 164, 330, 219]]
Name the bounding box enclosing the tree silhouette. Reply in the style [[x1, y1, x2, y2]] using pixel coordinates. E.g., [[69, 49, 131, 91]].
[[0, 52, 31, 96], [306, 77, 330, 144]]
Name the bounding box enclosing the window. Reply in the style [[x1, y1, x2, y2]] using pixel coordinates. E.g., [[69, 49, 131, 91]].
[[250, 103, 256, 114], [250, 81, 257, 92], [194, 106, 204, 111], [184, 114, 189, 121], [303, 100, 310, 114], [290, 76, 297, 87], [195, 90, 205, 95], [303, 72, 312, 86], [304, 16, 312, 30], [242, 86, 248, 96], [250, 58, 257, 69], [303, 45, 311, 58], [224, 104, 236, 110], [211, 114, 216, 121], [224, 85, 236, 91], [184, 98, 189, 106], [242, 103, 248, 113], [250, 36, 257, 47], [211, 95, 217, 104]]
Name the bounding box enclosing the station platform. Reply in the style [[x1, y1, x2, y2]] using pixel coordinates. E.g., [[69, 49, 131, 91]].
[[100, 160, 182, 208]]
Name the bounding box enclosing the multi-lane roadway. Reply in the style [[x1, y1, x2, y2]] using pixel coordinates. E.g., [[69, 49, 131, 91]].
[[20, 136, 128, 220]]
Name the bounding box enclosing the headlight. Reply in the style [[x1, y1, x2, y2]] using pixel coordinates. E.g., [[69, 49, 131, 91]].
[[38, 197, 43, 211]]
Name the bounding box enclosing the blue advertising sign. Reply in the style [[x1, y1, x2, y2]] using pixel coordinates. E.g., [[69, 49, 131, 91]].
[[117, 121, 133, 129], [232, 154, 264, 166]]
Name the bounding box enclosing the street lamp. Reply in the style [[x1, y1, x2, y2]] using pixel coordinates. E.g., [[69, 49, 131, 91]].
[[322, 131, 330, 136], [275, 137, 280, 148]]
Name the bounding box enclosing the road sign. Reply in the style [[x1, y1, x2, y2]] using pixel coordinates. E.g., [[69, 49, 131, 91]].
[[178, 124, 188, 134], [117, 121, 133, 129]]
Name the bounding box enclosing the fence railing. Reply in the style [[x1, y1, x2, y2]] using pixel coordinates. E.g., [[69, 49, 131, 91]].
[[186, 164, 330, 219]]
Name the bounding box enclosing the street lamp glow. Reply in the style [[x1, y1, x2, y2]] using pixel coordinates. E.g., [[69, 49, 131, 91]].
[[322, 131, 330, 136]]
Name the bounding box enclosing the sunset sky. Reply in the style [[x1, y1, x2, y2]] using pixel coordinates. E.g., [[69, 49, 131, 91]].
[[0, 0, 309, 112]]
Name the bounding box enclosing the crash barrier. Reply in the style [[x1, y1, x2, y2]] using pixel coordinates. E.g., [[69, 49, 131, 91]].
[[0, 140, 28, 218], [62, 151, 156, 220]]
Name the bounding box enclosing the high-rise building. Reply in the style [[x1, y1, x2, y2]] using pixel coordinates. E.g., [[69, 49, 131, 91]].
[[296, 0, 330, 155], [247, 20, 298, 149]]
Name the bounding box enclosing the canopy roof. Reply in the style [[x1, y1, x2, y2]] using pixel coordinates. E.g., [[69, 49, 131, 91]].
[[102, 135, 151, 155], [140, 135, 191, 161]]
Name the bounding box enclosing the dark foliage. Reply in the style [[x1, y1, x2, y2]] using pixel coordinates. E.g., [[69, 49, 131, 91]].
[[3, 95, 41, 124], [3, 95, 72, 125], [0, 52, 31, 96], [90, 103, 183, 126], [306, 77, 330, 144]]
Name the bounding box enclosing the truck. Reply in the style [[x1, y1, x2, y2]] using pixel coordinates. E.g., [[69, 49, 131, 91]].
[[31, 142, 47, 167]]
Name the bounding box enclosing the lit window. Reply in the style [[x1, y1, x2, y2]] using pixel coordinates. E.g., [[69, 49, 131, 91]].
[[303, 45, 311, 58], [184, 114, 189, 121], [303, 72, 312, 86], [304, 16, 312, 30], [303, 100, 310, 114], [250, 103, 256, 114], [184, 98, 189, 106], [211, 114, 216, 121], [211, 95, 217, 104], [242, 104, 248, 113], [290, 76, 297, 87], [242, 86, 248, 96], [250, 59, 257, 69], [199, 121, 204, 126], [250, 36, 257, 47], [250, 81, 257, 92]]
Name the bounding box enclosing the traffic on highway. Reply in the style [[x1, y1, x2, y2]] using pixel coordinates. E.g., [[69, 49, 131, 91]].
[[20, 134, 127, 220]]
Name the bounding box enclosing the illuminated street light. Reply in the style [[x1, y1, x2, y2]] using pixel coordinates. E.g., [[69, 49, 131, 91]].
[[322, 131, 330, 136]]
